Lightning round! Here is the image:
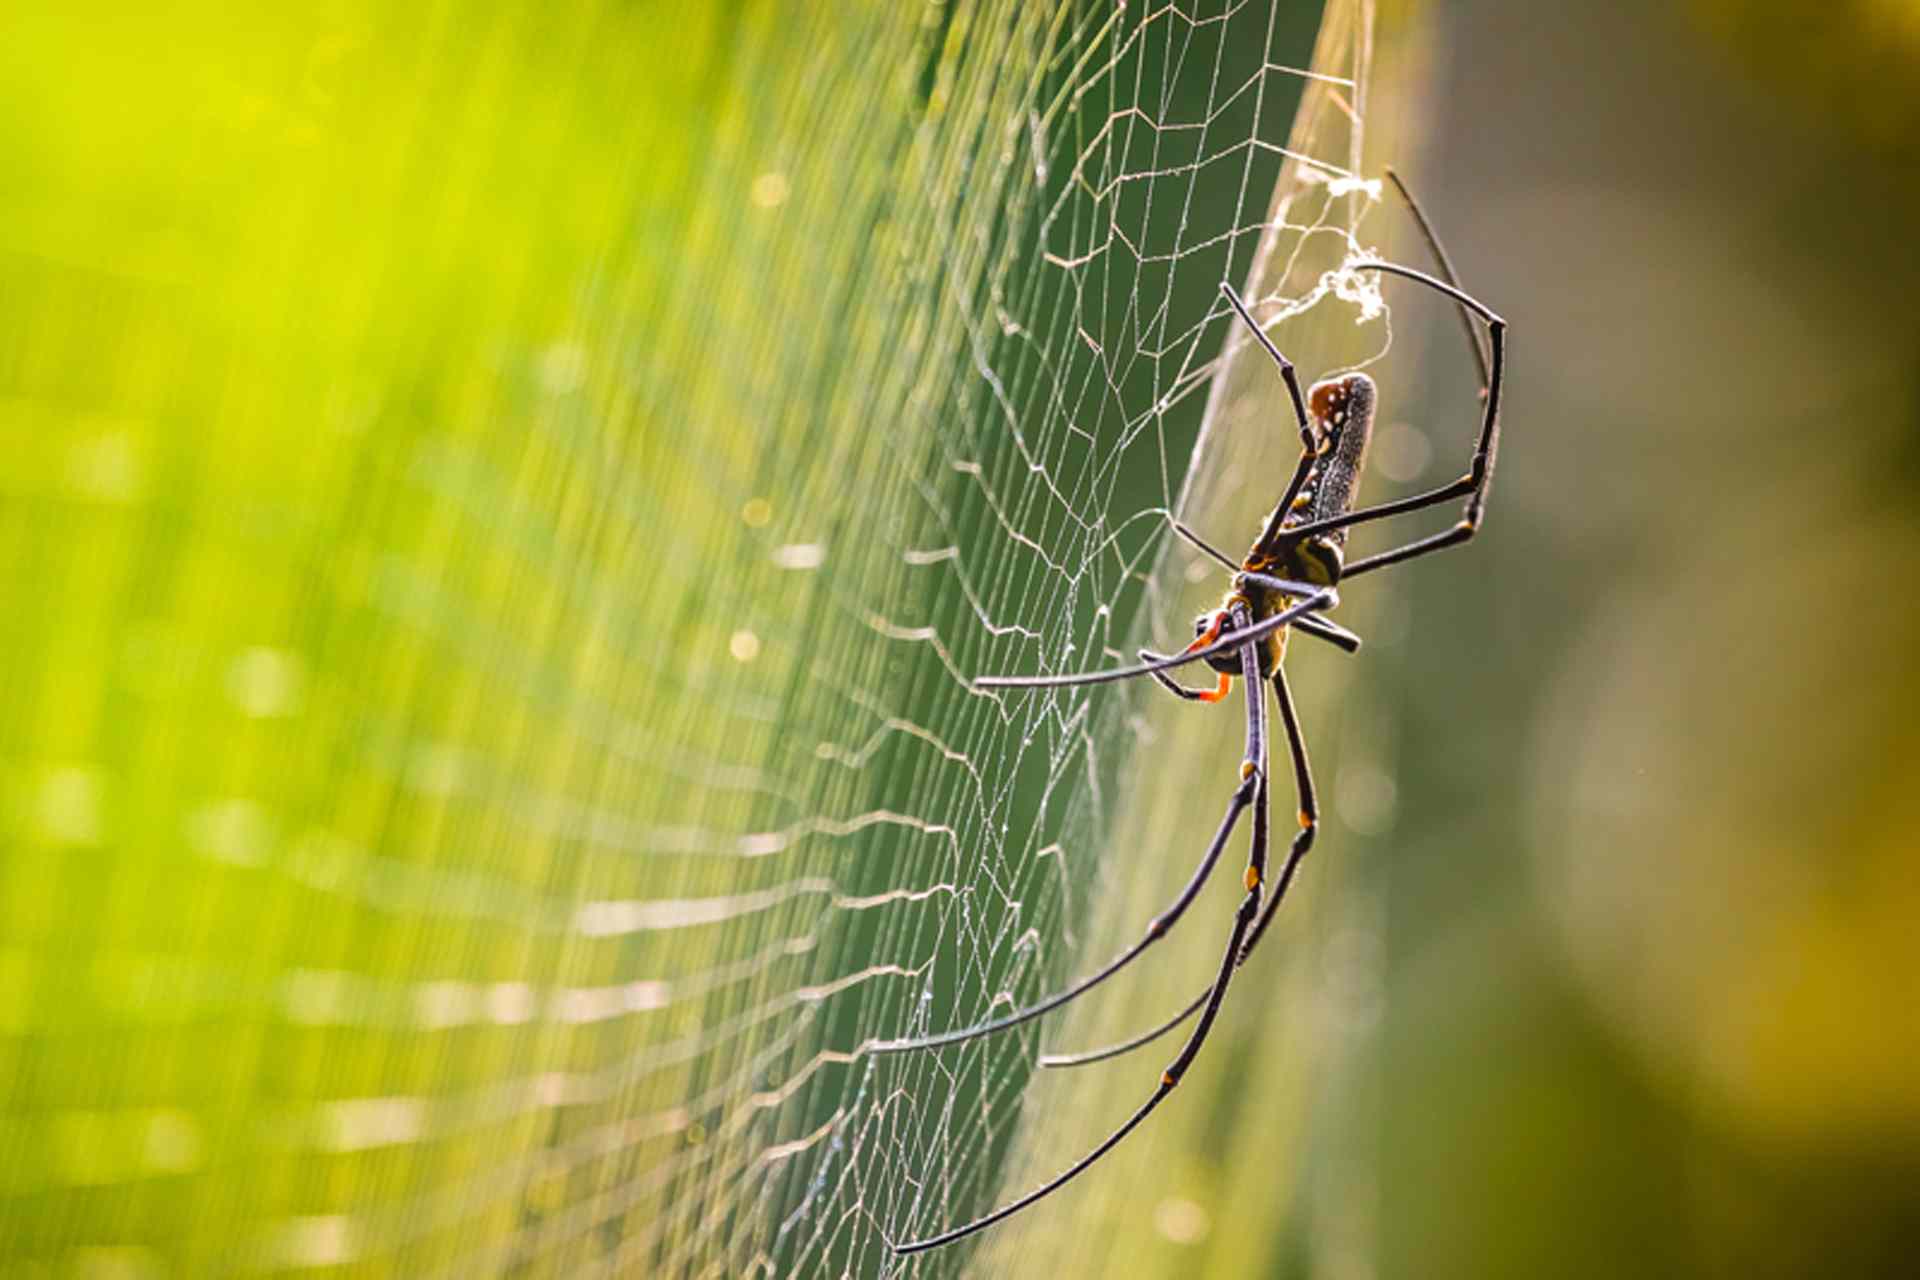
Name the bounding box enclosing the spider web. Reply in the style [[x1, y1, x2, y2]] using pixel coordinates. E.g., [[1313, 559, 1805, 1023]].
[[0, 1, 1402, 1277], [523, 5, 1392, 1275]]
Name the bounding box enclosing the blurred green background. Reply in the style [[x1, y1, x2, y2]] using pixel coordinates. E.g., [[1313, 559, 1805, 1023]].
[[1, 1, 1915, 1278]]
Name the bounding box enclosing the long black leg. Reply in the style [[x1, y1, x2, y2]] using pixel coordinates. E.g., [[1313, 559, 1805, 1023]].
[[1220, 282, 1323, 547], [974, 589, 1335, 692], [1241, 663, 1316, 961], [1169, 518, 1237, 571], [1284, 472, 1478, 540], [1295, 612, 1362, 654], [1218, 283, 1313, 450], [892, 887, 1259, 1253], [1264, 173, 1503, 554], [1291, 614, 1359, 655], [877, 611, 1266, 1056], [1039, 990, 1206, 1068], [1343, 520, 1474, 577], [1273, 260, 1504, 548], [1040, 664, 1317, 1068], [1241, 611, 1273, 900], [1386, 167, 1490, 390], [869, 778, 1246, 1053], [1339, 299, 1502, 580]]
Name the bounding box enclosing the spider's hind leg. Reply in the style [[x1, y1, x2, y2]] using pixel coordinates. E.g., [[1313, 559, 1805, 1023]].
[[890, 606, 1273, 1253], [1041, 661, 1318, 1069]]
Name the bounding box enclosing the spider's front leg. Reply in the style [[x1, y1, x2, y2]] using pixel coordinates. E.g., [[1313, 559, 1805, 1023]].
[[1271, 267, 1505, 577]]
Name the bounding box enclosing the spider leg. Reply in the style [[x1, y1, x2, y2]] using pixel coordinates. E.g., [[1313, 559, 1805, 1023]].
[[1245, 631, 1273, 894], [875, 611, 1266, 1056], [1241, 662, 1317, 960], [894, 616, 1269, 1253], [1294, 613, 1362, 654], [866, 778, 1241, 1053], [1143, 660, 1228, 702], [1038, 989, 1208, 1068], [1169, 518, 1237, 571], [1218, 283, 1313, 451], [1266, 172, 1503, 567], [1040, 663, 1318, 1069], [973, 590, 1334, 692], [893, 888, 1259, 1253], [1142, 612, 1234, 703], [1273, 259, 1504, 555], [1220, 282, 1324, 546], [1343, 518, 1477, 577], [1386, 167, 1490, 390]]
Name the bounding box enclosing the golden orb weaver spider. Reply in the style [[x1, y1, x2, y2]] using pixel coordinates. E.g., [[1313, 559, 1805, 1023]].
[[877, 171, 1506, 1255]]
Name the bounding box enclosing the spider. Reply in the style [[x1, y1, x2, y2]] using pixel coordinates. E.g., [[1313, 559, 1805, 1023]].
[[876, 171, 1506, 1255]]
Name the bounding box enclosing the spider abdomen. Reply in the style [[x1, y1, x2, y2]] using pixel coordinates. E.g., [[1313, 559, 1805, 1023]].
[[1245, 372, 1377, 590], [1239, 372, 1377, 591], [1294, 373, 1376, 535]]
